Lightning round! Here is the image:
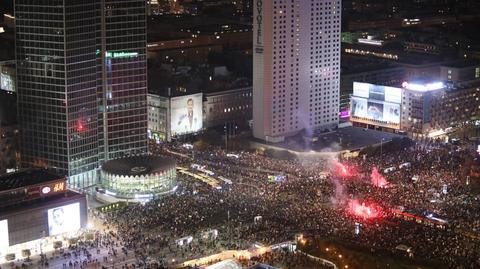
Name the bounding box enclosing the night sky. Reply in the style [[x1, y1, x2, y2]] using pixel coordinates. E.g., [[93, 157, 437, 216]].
[[0, 1, 13, 15]]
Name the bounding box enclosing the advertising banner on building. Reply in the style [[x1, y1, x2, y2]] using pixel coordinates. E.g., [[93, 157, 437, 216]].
[[47, 203, 80, 236], [351, 97, 400, 124], [170, 93, 203, 136], [351, 82, 402, 126], [353, 82, 402, 104], [0, 73, 15, 92]]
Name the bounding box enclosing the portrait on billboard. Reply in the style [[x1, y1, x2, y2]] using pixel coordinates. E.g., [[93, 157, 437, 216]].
[[367, 102, 384, 121], [171, 94, 203, 136], [383, 102, 401, 124], [47, 203, 80, 236], [351, 97, 368, 118]]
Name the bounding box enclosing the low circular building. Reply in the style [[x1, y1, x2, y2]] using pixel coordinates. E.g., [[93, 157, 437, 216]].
[[99, 155, 176, 201]]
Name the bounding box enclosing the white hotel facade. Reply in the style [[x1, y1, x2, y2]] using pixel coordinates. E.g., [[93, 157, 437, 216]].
[[253, 0, 341, 142]]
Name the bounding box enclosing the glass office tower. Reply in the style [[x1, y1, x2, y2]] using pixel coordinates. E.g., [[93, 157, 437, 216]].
[[100, 0, 148, 161], [16, 0, 148, 189], [16, 0, 99, 188]]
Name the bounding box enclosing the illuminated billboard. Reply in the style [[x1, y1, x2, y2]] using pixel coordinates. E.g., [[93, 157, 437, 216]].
[[0, 219, 8, 254], [351, 82, 402, 126], [170, 93, 203, 136], [351, 98, 400, 124], [353, 82, 402, 104], [0, 73, 15, 92], [47, 203, 80, 236], [353, 82, 370, 98], [383, 102, 401, 124], [351, 97, 367, 118]]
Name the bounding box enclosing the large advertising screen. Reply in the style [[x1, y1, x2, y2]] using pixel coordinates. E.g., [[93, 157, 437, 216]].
[[351, 97, 400, 124], [0, 219, 8, 253], [171, 93, 203, 136], [353, 82, 401, 104], [351, 97, 368, 118], [0, 73, 15, 92], [383, 102, 401, 123], [384, 86, 401, 104], [353, 82, 370, 98], [47, 203, 80, 236]]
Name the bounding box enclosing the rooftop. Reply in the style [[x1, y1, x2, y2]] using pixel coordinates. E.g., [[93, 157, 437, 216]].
[[341, 55, 401, 75], [148, 64, 251, 98], [101, 155, 176, 177], [274, 127, 404, 153], [343, 43, 451, 66], [0, 169, 65, 192], [441, 60, 480, 69], [0, 190, 84, 217]]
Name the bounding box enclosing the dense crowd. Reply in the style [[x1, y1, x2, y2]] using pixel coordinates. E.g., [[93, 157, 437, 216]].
[[98, 139, 480, 268]]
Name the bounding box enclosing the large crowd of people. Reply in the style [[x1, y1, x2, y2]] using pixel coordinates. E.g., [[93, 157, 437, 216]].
[[96, 139, 480, 268]]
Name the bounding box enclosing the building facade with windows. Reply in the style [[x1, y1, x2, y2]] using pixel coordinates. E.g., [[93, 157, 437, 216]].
[[253, 0, 341, 142], [350, 80, 480, 137], [147, 94, 170, 142], [16, 0, 148, 189], [147, 86, 253, 142], [99, 0, 148, 162], [16, 0, 100, 188], [203, 86, 252, 128]]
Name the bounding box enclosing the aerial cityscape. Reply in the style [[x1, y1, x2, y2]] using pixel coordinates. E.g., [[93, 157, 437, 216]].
[[0, 0, 479, 268]]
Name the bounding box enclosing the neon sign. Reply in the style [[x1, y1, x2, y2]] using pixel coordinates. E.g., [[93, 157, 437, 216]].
[[42, 186, 51, 194], [106, 51, 139, 58], [96, 49, 139, 58], [53, 182, 65, 192]]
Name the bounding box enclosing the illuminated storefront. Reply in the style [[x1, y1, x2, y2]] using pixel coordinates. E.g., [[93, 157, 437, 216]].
[[0, 169, 87, 262], [99, 155, 177, 202]]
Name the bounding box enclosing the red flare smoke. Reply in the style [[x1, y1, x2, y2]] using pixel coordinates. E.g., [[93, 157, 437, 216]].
[[347, 199, 383, 219], [371, 167, 389, 188], [332, 160, 355, 178]]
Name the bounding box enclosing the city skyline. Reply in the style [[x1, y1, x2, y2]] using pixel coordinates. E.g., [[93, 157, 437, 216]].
[[0, 0, 480, 269]]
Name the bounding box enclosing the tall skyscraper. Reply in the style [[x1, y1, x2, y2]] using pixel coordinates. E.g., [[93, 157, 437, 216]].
[[16, 0, 148, 189], [99, 0, 148, 161], [253, 0, 341, 142]]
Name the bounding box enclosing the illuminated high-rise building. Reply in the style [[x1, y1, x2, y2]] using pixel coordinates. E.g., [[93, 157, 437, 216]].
[[16, 0, 147, 189], [253, 0, 341, 142], [98, 0, 148, 162]]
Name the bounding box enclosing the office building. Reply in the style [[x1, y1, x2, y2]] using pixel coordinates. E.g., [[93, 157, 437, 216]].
[[99, 0, 148, 162], [253, 0, 341, 142], [350, 79, 480, 137], [147, 86, 253, 142], [16, 0, 148, 189], [16, 0, 99, 188], [203, 86, 253, 128]]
